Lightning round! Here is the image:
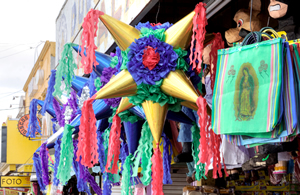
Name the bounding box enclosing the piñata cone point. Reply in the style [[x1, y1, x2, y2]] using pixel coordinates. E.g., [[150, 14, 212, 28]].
[[116, 97, 134, 114], [142, 100, 168, 144], [161, 70, 199, 103], [95, 70, 137, 99], [99, 14, 141, 51], [164, 11, 195, 50]]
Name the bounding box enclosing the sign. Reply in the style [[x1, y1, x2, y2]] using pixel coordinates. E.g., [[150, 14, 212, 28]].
[[0, 176, 30, 188], [17, 114, 41, 137]]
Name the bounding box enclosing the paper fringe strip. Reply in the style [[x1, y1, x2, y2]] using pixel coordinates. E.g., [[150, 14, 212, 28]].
[[132, 121, 153, 186], [189, 2, 207, 73], [105, 114, 122, 174], [209, 32, 224, 91], [191, 123, 206, 180], [77, 94, 98, 168], [53, 43, 77, 98], [40, 142, 50, 186], [103, 172, 113, 195], [33, 153, 46, 191], [72, 140, 92, 195], [162, 133, 172, 184], [53, 136, 62, 186], [97, 130, 106, 172], [26, 99, 41, 138], [57, 124, 74, 184], [53, 98, 64, 127], [121, 154, 133, 195], [41, 70, 56, 116], [120, 142, 129, 173], [80, 9, 103, 74], [197, 96, 227, 179], [151, 144, 164, 195]]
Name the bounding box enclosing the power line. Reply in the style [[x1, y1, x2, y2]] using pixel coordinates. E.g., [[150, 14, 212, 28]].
[[0, 48, 32, 60], [0, 106, 29, 112], [0, 44, 25, 53], [0, 90, 23, 95], [0, 90, 24, 100]]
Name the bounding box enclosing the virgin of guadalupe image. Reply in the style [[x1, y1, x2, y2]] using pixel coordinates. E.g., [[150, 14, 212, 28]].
[[235, 66, 257, 121]]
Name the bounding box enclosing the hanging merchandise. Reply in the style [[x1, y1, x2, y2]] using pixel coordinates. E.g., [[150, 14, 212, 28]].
[[225, 0, 267, 46], [27, 99, 42, 138], [213, 30, 284, 137], [268, 0, 300, 41], [40, 142, 50, 186], [40, 70, 56, 116]]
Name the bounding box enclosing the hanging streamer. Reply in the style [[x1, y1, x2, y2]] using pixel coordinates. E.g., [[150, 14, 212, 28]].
[[162, 133, 172, 184], [77, 94, 98, 168], [53, 98, 64, 127], [53, 135, 62, 186], [33, 153, 46, 191], [40, 142, 50, 186], [132, 122, 153, 186], [105, 114, 122, 174], [57, 124, 74, 184], [151, 144, 164, 195], [191, 123, 206, 180], [53, 43, 78, 98], [121, 154, 133, 195], [209, 33, 224, 91], [41, 70, 56, 116], [189, 2, 207, 73], [80, 9, 104, 74], [26, 99, 41, 138]]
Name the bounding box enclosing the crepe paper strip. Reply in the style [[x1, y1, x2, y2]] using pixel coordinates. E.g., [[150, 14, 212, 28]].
[[189, 2, 207, 73], [196, 96, 208, 165], [101, 67, 121, 107], [53, 136, 62, 186], [105, 114, 122, 174], [151, 143, 164, 195], [57, 124, 74, 184], [89, 71, 98, 97], [162, 133, 173, 184], [131, 121, 153, 185], [85, 169, 103, 195], [77, 94, 98, 168], [121, 154, 134, 195], [135, 22, 172, 31], [97, 130, 106, 173], [80, 9, 104, 74], [26, 99, 41, 138], [191, 123, 206, 180], [94, 77, 102, 91], [69, 89, 78, 122], [40, 142, 50, 186], [120, 142, 129, 173], [53, 98, 64, 127], [103, 172, 113, 195], [41, 70, 56, 116], [209, 33, 224, 91], [33, 153, 46, 191], [53, 43, 78, 98]]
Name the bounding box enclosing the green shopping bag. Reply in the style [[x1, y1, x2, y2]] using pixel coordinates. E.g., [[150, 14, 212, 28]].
[[212, 38, 284, 135]]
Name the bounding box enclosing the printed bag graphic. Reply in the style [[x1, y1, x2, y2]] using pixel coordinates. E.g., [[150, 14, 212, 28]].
[[212, 38, 283, 135]]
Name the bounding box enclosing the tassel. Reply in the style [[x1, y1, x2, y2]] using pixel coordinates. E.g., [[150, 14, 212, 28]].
[[209, 33, 224, 91], [97, 130, 106, 172], [105, 114, 122, 174], [80, 9, 104, 74], [53, 98, 65, 127], [26, 99, 41, 138], [189, 2, 207, 73], [121, 154, 133, 195], [162, 133, 172, 184], [191, 123, 206, 180], [103, 172, 113, 195], [77, 94, 98, 168], [41, 70, 56, 116], [53, 136, 62, 186], [151, 144, 164, 195], [89, 71, 98, 96], [33, 153, 46, 191], [57, 124, 74, 184], [40, 142, 50, 186], [53, 43, 77, 98]]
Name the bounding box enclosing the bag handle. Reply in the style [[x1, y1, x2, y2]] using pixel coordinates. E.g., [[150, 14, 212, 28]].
[[260, 27, 280, 38], [241, 31, 262, 46]]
